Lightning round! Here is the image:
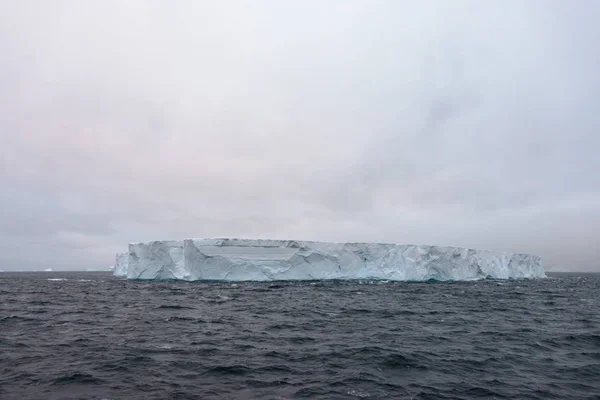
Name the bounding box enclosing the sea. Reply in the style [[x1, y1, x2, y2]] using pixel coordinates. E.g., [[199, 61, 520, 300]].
[[0, 272, 599, 400]]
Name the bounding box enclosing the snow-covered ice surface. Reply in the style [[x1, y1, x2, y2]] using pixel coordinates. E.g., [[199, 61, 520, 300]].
[[114, 238, 545, 281]]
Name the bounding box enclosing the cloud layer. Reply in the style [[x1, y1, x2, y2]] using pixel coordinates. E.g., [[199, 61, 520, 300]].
[[1, 1, 599, 271]]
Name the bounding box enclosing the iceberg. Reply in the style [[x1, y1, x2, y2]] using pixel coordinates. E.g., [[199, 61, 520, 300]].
[[113, 252, 129, 277], [113, 238, 545, 281]]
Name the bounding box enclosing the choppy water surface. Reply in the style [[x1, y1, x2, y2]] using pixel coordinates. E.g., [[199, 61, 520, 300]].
[[1, 272, 599, 399]]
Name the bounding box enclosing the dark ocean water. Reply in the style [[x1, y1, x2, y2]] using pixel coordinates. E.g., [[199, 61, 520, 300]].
[[1, 272, 599, 400]]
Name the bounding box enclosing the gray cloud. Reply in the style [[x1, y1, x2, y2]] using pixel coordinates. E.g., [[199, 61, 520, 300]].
[[1, 1, 599, 271]]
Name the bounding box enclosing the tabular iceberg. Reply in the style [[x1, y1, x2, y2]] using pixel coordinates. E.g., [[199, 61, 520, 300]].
[[113, 238, 545, 281]]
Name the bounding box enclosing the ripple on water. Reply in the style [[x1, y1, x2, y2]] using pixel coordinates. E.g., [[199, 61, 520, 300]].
[[0, 271, 598, 399]]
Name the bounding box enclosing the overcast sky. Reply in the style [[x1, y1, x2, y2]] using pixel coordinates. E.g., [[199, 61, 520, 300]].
[[1, 1, 599, 271]]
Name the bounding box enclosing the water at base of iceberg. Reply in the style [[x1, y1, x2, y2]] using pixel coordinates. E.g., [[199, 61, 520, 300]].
[[0, 271, 597, 399]]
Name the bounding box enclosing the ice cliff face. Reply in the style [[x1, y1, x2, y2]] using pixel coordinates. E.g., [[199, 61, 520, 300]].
[[127, 241, 184, 280], [113, 238, 545, 281], [113, 252, 129, 277]]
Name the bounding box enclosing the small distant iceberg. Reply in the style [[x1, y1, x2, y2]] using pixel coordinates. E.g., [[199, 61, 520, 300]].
[[112, 238, 546, 282], [44, 268, 53, 272]]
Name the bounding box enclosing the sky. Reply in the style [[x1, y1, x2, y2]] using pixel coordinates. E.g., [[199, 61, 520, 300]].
[[1, 1, 599, 272]]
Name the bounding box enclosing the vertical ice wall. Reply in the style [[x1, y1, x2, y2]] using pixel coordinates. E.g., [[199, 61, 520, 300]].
[[114, 239, 545, 281]]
